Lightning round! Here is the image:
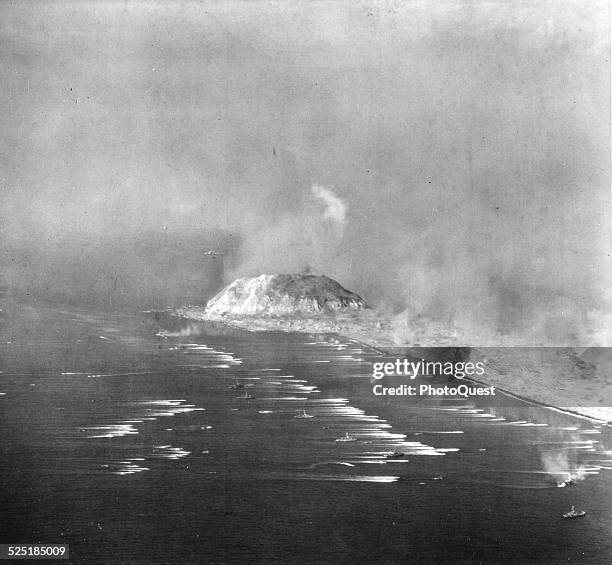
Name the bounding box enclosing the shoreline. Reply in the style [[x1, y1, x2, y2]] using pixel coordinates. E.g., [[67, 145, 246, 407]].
[[175, 307, 612, 425]]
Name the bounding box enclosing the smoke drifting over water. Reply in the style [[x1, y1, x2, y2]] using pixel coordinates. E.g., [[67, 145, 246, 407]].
[[0, 2, 609, 343], [540, 450, 587, 486]]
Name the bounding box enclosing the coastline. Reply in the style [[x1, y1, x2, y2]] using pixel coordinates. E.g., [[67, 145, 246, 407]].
[[175, 306, 612, 424]]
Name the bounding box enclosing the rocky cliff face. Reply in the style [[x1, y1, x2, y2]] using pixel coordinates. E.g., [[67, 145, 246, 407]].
[[205, 274, 367, 316]]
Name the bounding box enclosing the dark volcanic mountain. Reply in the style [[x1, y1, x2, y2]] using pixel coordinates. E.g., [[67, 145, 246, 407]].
[[205, 274, 367, 316]]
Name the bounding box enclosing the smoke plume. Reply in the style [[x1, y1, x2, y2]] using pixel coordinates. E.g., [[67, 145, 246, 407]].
[[0, 2, 609, 344], [540, 450, 587, 486], [311, 184, 347, 230], [231, 183, 347, 278]]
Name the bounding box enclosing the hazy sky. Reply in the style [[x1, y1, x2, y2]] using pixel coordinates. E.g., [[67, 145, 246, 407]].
[[1, 1, 610, 341]]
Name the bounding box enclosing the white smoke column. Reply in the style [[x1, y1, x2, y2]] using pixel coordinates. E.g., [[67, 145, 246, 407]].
[[230, 184, 349, 279], [540, 450, 587, 485], [311, 184, 347, 231]]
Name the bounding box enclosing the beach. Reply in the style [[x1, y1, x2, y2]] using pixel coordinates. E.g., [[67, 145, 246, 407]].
[[177, 306, 612, 423]]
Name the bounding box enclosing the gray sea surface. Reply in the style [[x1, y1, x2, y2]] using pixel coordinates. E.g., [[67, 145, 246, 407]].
[[0, 304, 610, 564]]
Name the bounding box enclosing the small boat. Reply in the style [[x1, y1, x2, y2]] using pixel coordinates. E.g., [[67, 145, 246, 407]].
[[335, 432, 357, 442], [387, 451, 406, 459], [229, 381, 245, 390], [557, 474, 576, 488], [563, 506, 586, 519], [237, 390, 255, 400], [294, 409, 314, 419]]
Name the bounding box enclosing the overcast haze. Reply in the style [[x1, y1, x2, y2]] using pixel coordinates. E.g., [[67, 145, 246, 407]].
[[0, 0, 610, 343]]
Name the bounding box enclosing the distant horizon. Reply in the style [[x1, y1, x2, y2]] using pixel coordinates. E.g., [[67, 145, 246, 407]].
[[1, 0, 609, 343]]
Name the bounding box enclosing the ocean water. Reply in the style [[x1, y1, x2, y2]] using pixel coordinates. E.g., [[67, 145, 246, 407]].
[[0, 304, 610, 564]]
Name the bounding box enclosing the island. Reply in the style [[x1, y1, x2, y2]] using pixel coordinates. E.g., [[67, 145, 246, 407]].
[[177, 273, 612, 424]]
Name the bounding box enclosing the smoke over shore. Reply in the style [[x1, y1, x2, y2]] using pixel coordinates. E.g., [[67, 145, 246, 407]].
[[0, 2, 609, 343]]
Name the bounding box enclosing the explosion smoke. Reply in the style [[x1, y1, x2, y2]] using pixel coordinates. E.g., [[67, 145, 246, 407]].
[[0, 2, 609, 344], [540, 450, 587, 486], [311, 184, 347, 230]]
